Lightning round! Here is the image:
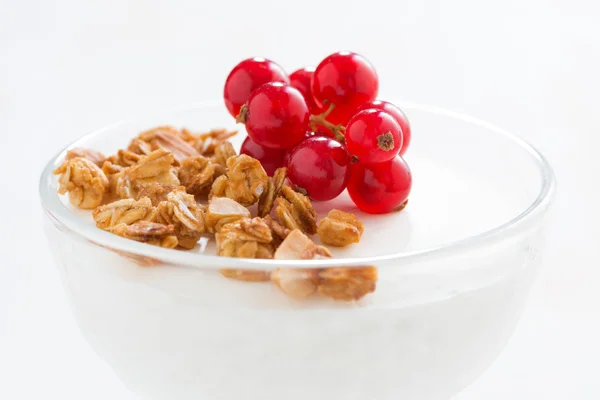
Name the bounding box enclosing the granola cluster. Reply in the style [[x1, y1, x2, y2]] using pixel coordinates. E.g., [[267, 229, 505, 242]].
[[54, 125, 374, 301]]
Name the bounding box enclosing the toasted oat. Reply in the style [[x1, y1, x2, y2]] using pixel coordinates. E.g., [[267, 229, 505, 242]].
[[188, 128, 238, 155], [178, 156, 215, 196], [209, 155, 268, 206], [54, 148, 106, 171], [220, 217, 272, 243], [92, 197, 157, 229], [216, 217, 274, 258], [271, 230, 330, 297], [101, 161, 123, 198], [317, 209, 364, 247], [108, 149, 142, 167], [138, 127, 200, 164], [271, 268, 319, 297], [157, 187, 205, 249], [209, 175, 228, 199], [116, 149, 180, 202], [274, 229, 331, 260], [111, 221, 178, 248], [137, 125, 185, 143], [127, 138, 153, 155], [219, 269, 271, 282], [133, 181, 178, 205], [179, 128, 197, 142], [264, 215, 291, 240], [318, 266, 378, 301], [258, 167, 287, 217], [55, 157, 109, 209], [205, 197, 251, 233], [211, 141, 236, 169], [275, 186, 317, 235]]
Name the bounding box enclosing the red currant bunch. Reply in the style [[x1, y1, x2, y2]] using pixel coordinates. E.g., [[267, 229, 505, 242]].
[[223, 52, 413, 213]]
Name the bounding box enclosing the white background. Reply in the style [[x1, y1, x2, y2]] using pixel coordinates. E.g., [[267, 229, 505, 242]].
[[1, 0, 599, 398]]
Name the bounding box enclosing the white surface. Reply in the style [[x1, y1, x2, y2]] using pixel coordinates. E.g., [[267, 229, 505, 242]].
[[1, 0, 598, 399]]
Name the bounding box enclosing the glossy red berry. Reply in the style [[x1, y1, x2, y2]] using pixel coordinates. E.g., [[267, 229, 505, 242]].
[[241, 82, 310, 149], [312, 51, 379, 126], [348, 156, 412, 214], [286, 136, 351, 201], [223, 57, 289, 118], [289, 67, 323, 114], [345, 109, 403, 164], [356, 100, 412, 155], [240, 136, 286, 176]]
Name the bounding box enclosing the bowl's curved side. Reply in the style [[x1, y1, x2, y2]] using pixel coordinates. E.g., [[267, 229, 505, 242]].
[[39, 102, 556, 270], [45, 210, 546, 399]]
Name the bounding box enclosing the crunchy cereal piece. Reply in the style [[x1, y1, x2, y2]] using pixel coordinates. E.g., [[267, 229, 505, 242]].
[[264, 215, 291, 240], [127, 138, 153, 155], [133, 181, 178, 205], [108, 149, 141, 167], [318, 266, 378, 301], [111, 221, 178, 248], [157, 187, 206, 249], [116, 149, 180, 201], [101, 161, 124, 197], [317, 209, 364, 247], [209, 175, 228, 199], [138, 127, 200, 164], [189, 128, 238, 155], [258, 167, 287, 217], [53, 148, 106, 171], [209, 155, 268, 206], [271, 268, 319, 297], [211, 141, 236, 169], [274, 229, 331, 260], [205, 197, 251, 233], [271, 230, 329, 297], [55, 157, 109, 209], [275, 186, 317, 235], [179, 128, 197, 142], [216, 217, 274, 259], [92, 197, 157, 229], [219, 269, 271, 282], [220, 217, 272, 243], [178, 156, 215, 196]]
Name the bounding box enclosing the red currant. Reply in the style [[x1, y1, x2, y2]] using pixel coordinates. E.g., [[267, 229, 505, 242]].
[[312, 51, 379, 126], [348, 156, 412, 214], [286, 136, 351, 201], [356, 100, 412, 155], [241, 82, 310, 149], [223, 57, 289, 118], [289, 67, 323, 114], [345, 109, 403, 164], [240, 136, 286, 176]]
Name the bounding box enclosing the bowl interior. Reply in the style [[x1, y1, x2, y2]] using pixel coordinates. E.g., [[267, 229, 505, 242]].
[[41, 102, 552, 266]]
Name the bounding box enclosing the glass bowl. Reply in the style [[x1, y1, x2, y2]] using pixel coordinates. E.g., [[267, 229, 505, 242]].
[[39, 102, 555, 400]]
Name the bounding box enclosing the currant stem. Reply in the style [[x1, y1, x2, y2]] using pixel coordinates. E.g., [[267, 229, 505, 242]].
[[309, 103, 346, 143], [236, 104, 249, 124]]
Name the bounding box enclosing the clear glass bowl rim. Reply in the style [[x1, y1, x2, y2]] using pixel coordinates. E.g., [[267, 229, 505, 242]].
[[39, 101, 556, 269]]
